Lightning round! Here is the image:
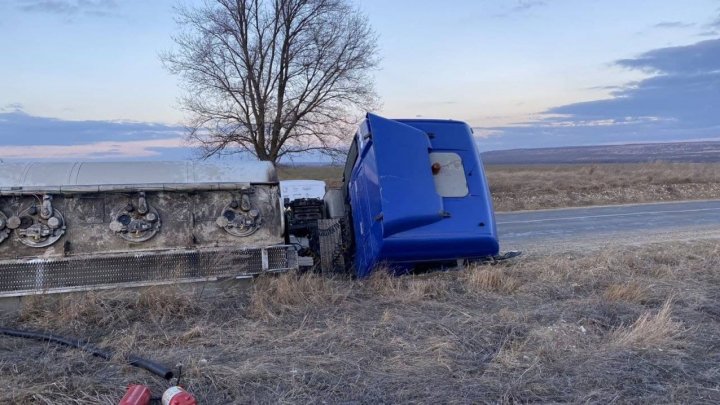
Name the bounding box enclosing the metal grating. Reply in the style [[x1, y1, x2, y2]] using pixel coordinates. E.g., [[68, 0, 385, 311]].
[[0, 245, 298, 297], [267, 245, 298, 272], [318, 219, 344, 273]]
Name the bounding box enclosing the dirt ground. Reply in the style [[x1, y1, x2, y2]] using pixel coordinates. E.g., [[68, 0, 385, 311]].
[[2, 240, 720, 403], [278, 162, 720, 211]]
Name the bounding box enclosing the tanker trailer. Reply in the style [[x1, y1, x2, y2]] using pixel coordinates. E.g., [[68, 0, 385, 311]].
[[0, 161, 297, 296]]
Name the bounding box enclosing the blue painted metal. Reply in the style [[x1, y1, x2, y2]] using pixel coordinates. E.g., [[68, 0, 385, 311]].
[[347, 113, 499, 277]]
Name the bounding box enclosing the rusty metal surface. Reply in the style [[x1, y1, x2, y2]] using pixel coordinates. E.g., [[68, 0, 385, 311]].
[[0, 245, 298, 297], [0, 187, 283, 258], [0, 161, 290, 295]]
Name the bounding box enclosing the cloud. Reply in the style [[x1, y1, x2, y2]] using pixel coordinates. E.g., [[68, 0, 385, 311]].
[[0, 103, 24, 113], [0, 109, 329, 162], [711, 15, 720, 28], [653, 21, 695, 29], [17, 0, 118, 17], [701, 10, 720, 30], [615, 38, 720, 74], [0, 110, 191, 160], [510, 0, 545, 12], [0, 110, 185, 146], [0, 139, 186, 160], [493, 0, 546, 18], [479, 38, 720, 151]]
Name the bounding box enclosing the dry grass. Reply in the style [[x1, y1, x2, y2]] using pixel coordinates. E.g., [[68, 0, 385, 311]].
[[279, 162, 720, 211], [365, 268, 451, 301], [248, 272, 350, 319], [17, 287, 203, 334], [610, 299, 685, 349], [2, 241, 720, 403], [277, 165, 343, 187], [486, 162, 720, 211], [463, 265, 521, 294], [604, 282, 651, 303]]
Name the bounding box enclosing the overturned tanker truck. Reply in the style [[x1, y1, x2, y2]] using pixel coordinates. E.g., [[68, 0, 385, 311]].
[[0, 113, 513, 297]]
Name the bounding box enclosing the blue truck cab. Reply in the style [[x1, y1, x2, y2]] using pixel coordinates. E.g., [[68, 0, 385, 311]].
[[343, 113, 499, 277]]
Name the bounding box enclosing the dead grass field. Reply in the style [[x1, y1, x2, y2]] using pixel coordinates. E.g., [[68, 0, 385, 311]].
[[278, 162, 720, 211], [486, 163, 720, 211], [2, 241, 720, 403], [277, 165, 344, 187]]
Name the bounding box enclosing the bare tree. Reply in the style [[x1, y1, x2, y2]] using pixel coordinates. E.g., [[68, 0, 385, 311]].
[[162, 0, 379, 163]]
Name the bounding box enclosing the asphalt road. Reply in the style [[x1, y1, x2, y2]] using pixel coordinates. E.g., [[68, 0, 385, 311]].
[[496, 199, 720, 253]]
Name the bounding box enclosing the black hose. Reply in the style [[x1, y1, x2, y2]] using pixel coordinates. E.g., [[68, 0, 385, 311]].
[[0, 326, 174, 380], [127, 354, 174, 380]]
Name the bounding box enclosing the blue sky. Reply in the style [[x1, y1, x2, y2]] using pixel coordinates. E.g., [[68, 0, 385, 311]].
[[0, 0, 718, 160]]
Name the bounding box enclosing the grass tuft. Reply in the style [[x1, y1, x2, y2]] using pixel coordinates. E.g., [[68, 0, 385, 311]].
[[610, 299, 684, 349], [248, 273, 349, 319], [603, 282, 651, 303], [463, 266, 521, 294], [365, 268, 450, 301]]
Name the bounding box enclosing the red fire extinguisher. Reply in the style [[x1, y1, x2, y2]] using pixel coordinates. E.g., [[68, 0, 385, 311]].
[[118, 385, 152, 405], [118, 384, 197, 405], [162, 386, 197, 405]]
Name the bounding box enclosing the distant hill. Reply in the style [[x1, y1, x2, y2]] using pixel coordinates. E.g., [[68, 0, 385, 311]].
[[481, 141, 720, 165]]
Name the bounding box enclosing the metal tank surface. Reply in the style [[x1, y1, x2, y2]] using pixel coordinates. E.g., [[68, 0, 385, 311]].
[[0, 161, 297, 297]]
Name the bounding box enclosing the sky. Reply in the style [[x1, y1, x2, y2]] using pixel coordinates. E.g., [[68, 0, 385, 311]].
[[0, 0, 718, 160]]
